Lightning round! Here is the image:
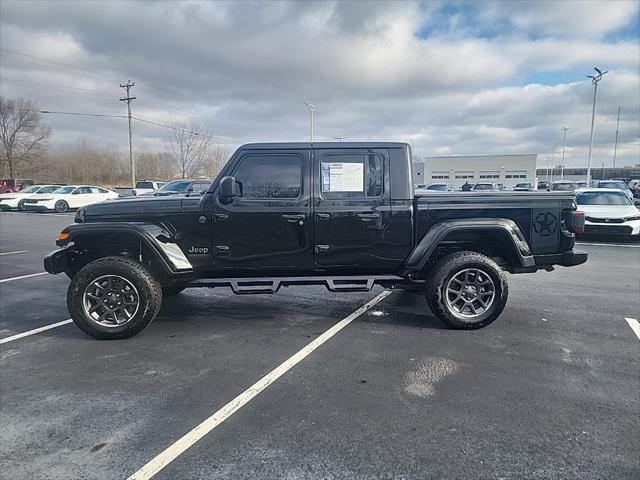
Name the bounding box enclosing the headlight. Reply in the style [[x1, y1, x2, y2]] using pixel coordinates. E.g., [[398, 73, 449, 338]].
[[624, 215, 640, 221]]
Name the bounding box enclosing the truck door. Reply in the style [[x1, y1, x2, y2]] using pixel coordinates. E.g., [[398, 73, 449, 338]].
[[313, 148, 391, 270], [211, 148, 312, 270]]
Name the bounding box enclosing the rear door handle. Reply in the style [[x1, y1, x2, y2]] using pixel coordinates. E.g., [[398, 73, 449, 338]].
[[356, 212, 381, 222], [316, 213, 331, 221], [281, 214, 305, 223]]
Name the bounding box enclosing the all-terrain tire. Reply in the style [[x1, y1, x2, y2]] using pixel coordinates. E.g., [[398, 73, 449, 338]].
[[67, 256, 162, 339], [162, 284, 187, 297], [54, 200, 69, 213], [425, 251, 508, 329]]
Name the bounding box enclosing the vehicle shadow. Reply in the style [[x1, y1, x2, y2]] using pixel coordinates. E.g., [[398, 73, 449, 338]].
[[157, 288, 446, 330]]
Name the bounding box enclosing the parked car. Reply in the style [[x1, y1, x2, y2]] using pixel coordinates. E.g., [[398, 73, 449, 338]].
[[143, 179, 212, 197], [0, 185, 63, 211], [45, 141, 587, 340], [513, 182, 533, 191], [132, 180, 166, 196], [549, 180, 578, 192], [576, 181, 589, 188], [24, 185, 118, 213], [0, 178, 34, 194], [575, 188, 640, 238], [537, 181, 549, 190], [593, 180, 634, 202], [417, 182, 452, 192], [472, 182, 499, 191]]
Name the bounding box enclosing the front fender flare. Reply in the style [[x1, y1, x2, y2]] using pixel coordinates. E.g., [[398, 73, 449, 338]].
[[403, 218, 534, 272], [44, 222, 193, 275]]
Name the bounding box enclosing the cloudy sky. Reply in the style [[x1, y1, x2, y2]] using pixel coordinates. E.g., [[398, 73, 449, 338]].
[[1, 0, 638, 167]]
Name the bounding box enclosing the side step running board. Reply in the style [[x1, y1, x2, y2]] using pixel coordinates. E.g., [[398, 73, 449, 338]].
[[189, 275, 403, 294]]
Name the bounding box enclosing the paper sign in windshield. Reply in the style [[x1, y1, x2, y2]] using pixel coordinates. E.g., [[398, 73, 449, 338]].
[[322, 162, 364, 192]]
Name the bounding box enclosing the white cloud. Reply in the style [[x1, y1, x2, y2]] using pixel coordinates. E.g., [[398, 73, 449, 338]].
[[0, 0, 638, 169]]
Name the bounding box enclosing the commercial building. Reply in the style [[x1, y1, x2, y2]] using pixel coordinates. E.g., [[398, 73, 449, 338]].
[[413, 154, 537, 190]]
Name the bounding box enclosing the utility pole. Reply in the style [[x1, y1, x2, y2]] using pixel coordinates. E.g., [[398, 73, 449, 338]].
[[304, 102, 315, 142], [613, 106, 620, 168], [333, 136, 348, 142], [586, 67, 608, 184], [119, 80, 136, 189], [560, 127, 569, 180]]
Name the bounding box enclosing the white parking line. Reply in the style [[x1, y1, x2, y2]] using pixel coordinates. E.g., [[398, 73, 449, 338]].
[[0, 250, 28, 256], [127, 289, 393, 480], [575, 242, 640, 248], [0, 319, 73, 345], [625, 318, 640, 340], [0, 272, 48, 283]]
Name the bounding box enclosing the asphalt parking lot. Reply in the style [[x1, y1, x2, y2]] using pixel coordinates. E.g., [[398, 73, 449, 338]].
[[1, 211, 638, 480]]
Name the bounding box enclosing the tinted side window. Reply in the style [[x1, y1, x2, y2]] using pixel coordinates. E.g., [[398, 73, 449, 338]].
[[233, 154, 302, 199], [321, 153, 382, 198]]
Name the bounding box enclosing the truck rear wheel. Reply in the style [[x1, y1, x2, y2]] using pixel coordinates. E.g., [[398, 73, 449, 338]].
[[425, 251, 508, 329], [67, 256, 162, 339]]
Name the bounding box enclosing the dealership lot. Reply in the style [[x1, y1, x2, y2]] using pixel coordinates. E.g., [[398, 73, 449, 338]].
[[0, 211, 638, 479]]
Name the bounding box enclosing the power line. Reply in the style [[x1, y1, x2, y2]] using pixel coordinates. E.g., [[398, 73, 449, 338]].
[[132, 117, 201, 135], [1, 78, 118, 97], [40, 110, 126, 118], [39, 109, 203, 135]]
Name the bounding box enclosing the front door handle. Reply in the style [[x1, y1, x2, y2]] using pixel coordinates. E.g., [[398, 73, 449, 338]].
[[214, 213, 228, 222], [281, 213, 305, 223], [356, 212, 381, 222], [316, 213, 331, 221]]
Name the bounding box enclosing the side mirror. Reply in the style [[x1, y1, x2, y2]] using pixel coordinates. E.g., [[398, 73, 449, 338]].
[[219, 176, 241, 202]]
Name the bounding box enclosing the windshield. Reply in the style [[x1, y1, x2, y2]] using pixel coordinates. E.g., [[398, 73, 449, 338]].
[[52, 186, 75, 194], [552, 182, 576, 191], [37, 186, 60, 194], [20, 185, 41, 193], [597, 181, 627, 190], [136, 181, 155, 189], [576, 191, 632, 206], [427, 184, 448, 191], [473, 184, 494, 190], [158, 180, 192, 192]]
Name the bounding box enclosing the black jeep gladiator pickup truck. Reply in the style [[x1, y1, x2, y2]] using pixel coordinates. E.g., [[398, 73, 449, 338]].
[[45, 142, 587, 339]]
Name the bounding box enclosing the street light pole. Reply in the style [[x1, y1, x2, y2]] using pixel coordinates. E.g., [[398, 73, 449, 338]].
[[560, 127, 569, 180], [613, 106, 620, 168], [304, 102, 315, 142], [586, 67, 608, 185]]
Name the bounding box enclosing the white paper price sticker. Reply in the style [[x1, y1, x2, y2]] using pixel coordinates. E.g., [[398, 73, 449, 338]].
[[322, 162, 364, 192]]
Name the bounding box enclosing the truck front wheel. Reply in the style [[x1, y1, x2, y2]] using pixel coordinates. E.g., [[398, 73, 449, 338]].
[[67, 256, 162, 339], [425, 251, 508, 329]]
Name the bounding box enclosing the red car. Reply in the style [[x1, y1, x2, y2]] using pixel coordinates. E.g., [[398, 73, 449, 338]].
[[0, 178, 34, 194]]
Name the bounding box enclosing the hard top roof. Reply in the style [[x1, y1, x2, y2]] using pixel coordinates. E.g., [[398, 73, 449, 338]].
[[238, 141, 410, 150]]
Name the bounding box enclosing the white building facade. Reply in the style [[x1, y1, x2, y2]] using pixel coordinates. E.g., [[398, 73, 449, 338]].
[[413, 154, 538, 190]]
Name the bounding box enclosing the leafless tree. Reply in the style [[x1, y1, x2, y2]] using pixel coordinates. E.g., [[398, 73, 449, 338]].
[[200, 145, 230, 179], [166, 122, 214, 179], [0, 97, 51, 178]]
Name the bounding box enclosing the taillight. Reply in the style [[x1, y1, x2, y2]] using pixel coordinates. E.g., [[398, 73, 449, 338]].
[[573, 211, 585, 234]]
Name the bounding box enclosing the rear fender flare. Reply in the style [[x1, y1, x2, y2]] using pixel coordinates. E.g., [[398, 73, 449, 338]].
[[404, 218, 534, 272]]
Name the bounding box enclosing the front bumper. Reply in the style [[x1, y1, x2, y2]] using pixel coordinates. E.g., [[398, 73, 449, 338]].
[[44, 248, 70, 274], [534, 249, 588, 268], [584, 219, 640, 236]]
